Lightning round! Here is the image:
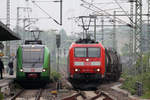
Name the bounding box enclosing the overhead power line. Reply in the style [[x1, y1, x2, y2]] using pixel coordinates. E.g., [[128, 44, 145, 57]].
[[113, 0, 134, 24], [81, 0, 135, 28], [31, 0, 62, 25]]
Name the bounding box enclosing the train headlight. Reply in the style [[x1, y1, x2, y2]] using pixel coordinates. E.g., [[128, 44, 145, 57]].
[[42, 68, 46, 72], [20, 69, 23, 72], [75, 68, 79, 72], [97, 68, 100, 72], [32, 45, 35, 47], [86, 59, 89, 62]]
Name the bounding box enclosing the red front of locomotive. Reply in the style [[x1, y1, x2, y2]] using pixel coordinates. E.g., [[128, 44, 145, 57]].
[[68, 42, 105, 80]]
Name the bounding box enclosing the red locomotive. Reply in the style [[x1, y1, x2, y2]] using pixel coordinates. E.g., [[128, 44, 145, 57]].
[[67, 39, 122, 88]]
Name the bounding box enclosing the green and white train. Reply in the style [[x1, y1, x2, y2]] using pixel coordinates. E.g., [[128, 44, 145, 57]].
[[16, 41, 50, 87]]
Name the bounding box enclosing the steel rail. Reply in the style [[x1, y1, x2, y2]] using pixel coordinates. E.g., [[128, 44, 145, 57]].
[[90, 91, 114, 100], [10, 89, 25, 100], [35, 88, 43, 100]]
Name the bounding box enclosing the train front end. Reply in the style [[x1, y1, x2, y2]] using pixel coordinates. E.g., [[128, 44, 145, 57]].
[[16, 45, 50, 87], [68, 42, 105, 82]]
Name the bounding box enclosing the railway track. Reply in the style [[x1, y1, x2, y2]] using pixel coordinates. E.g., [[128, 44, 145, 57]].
[[9, 82, 59, 100], [10, 88, 43, 100], [62, 90, 115, 100]]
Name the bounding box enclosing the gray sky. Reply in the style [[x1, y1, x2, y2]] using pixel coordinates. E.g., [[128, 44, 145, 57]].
[[0, 0, 148, 35]]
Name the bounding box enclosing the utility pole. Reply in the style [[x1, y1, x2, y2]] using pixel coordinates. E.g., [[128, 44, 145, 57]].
[[56, 34, 61, 90], [144, 0, 150, 72], [94, 16, 96, 40], [134, 0, 143, 96], [101, 16, 104, 44], [134, 0, 143, 67], [134, 0, 142, 57], [60, 0, 62, 25], [6, 0, 10, 27], [6, 0, 10, 57], [113, 11, 117, 51], [129, 0, 134, 66], [16, 7, 19, 34], [148, 0, 150, 50], [56, 34, 61, 72]]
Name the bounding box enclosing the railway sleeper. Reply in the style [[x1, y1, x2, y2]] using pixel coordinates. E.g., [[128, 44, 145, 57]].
[[35, 89, 43, 100], [87, 91, 114, 100], [61, 93, 81, 100], [10, 89, 25, 100]]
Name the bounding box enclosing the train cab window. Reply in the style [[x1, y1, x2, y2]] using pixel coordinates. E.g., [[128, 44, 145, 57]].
[[22, 48, 44, 67], [88, 48, 100, 57], [75, 48, 86, 57]]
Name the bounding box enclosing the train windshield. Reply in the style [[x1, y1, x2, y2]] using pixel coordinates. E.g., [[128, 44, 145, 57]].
[[88, 48, 100, 57], [75, 48, 86, 57], [22, 47, 44, 68], [74, 47, 100, 57]]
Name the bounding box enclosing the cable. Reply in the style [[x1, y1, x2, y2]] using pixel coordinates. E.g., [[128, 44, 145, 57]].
[[32, 0, 61, 25], [81, 0, 135, 28], [113, 0, 134, 24], [93, 1, 128, 5]]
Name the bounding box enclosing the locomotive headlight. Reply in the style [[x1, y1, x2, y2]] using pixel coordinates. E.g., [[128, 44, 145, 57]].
[[75, 68, 79, 72], [32, 45, 35, 47], [20, 69, 23, 72], [86, 59, 89, 62], [42, 68, 46, 72], [97, 68, 100, 72]]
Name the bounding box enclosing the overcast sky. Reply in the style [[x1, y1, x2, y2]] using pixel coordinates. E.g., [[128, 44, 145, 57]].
[[0, 0, 148, 35]]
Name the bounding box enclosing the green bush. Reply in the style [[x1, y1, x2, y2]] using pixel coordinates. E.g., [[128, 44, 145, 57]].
[[121, 52, 150, 99], [121, 71, 150, 99], [121, 76, 136, 95], [0, 92, 3, 100], [51, 71, 61, 82]]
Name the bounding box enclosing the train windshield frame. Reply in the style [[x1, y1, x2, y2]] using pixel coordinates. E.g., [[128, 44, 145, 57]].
[[74, 48, 87, 57], [22, 46, 44, 68], [88, 47, 100, 57], [74, 47, 101, 58]]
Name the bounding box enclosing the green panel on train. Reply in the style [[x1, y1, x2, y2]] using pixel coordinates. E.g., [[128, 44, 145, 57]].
[[16, 44, 51, 84]]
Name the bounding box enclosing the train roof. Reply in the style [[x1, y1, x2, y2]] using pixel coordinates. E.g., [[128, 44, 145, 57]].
[[75, 38, 99, 44], [70, 41, 105, 49], [21, 45, 45, 48], [25, 40, 42, 45]]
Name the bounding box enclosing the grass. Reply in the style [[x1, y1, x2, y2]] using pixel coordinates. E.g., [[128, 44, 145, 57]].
[[51, 71, 61, 82], [0, 92, 3, 100], [121, 71, 150, 99]]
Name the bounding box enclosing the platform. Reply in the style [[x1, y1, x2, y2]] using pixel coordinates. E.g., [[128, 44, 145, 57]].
[[0, 73, 15, 96], [0, 73, 15, 85]]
